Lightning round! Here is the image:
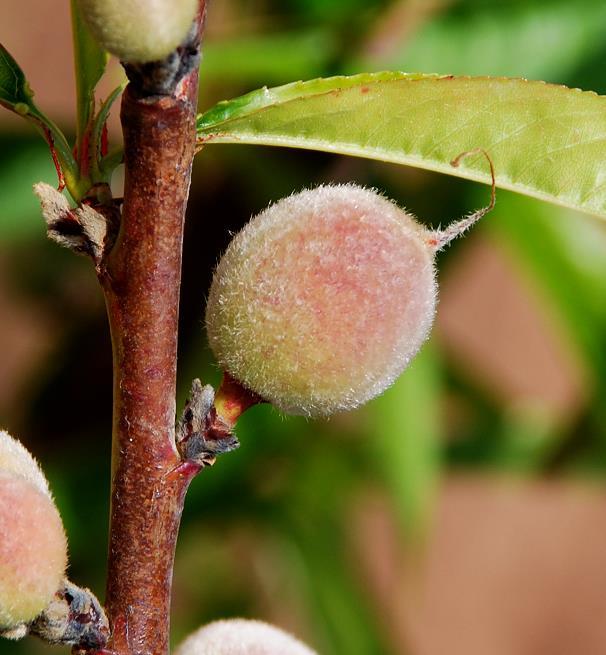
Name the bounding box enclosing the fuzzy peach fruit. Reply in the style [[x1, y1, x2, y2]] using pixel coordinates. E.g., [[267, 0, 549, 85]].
[[0, 473, 67, 631], [173, 619, 318, 655], [206, 184, 438, 417], [0, 430, 50, 497], [77, 0, 198, 63]]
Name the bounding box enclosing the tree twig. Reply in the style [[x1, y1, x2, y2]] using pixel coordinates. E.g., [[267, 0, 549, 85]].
[[99, 5, 205, 654]]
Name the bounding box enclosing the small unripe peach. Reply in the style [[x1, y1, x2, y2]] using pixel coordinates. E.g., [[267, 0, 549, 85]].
[[173, 619, 318, 655], [0, 473, 67, 631], [77, 0, 198, 63], [206, 184, 437, 417]]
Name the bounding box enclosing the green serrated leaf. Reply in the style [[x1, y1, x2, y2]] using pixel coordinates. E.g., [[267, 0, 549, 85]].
[[0, 43, 34, 110], [0, 42, 79, 198], [197, 72, 606, 219]]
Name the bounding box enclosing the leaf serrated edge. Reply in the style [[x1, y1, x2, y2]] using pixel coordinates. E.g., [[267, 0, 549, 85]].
[[195, 73, 606, 219]]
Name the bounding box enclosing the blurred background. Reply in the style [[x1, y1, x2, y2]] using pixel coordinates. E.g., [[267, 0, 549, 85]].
[[2, 0, 606, 653]]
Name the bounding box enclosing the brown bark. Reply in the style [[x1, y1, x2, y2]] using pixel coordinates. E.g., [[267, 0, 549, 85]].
[[100, 16, 203, 654]]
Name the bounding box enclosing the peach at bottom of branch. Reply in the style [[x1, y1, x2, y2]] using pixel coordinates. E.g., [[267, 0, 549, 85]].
[[174, 619, 318, 655]]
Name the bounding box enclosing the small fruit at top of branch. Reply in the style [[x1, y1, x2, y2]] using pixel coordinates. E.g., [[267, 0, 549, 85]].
[[206, 153, 494, 418], [77, 0, 198, 63], [0, 473, 67, 634], [173, 619, 318, 655]]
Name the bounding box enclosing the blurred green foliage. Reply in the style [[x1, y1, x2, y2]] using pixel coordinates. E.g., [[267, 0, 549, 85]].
[[1, 1, 606, 653]]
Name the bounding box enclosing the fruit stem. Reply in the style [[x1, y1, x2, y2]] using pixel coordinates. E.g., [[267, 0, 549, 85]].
[[214, 372, 265, 428]]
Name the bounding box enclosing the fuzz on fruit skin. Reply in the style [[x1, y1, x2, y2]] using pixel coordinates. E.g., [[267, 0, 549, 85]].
[[0, 430, 50, 497], [77, 0, 198, 62], [0, 473, 67, 631], [173, 619, 317, 655], [206, 184, 437, 417]]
